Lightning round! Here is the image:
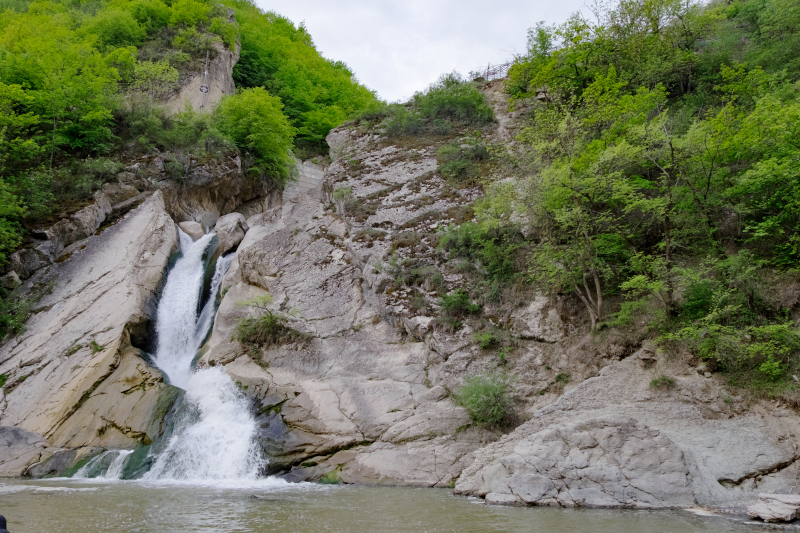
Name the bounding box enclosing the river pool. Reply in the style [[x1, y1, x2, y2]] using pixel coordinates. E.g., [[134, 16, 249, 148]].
[[0, 479, 766, 533]]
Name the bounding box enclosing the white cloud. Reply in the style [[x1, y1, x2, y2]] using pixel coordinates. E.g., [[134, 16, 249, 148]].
[[253, 0, 588, 101]]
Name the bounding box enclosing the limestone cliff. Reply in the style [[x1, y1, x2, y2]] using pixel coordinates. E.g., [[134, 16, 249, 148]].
[[0, 79, 798, 516]]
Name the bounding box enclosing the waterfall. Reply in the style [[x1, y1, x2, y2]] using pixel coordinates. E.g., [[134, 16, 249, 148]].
[[142, 367, 264, 482], [142, 227, 267, 483], [152, 230, 216, 389], [74, 227, 271, 484], [73, 450, 133, 480]]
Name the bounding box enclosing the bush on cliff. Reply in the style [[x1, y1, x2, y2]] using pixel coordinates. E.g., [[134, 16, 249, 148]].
[[455, 372, 516, 429], [232, 309, 307, 349], [215, 88, 296, 184], [357, 72, 495, 138]]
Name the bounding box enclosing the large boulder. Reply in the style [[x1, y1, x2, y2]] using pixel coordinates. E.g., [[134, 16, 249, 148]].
[[455, 416, 694, 508], [0, 427, 48, 477], [0, 192, 180, 470], [178, 221, 205, 241], [748, 494, 800, 522], [214, 212, 248, 255]]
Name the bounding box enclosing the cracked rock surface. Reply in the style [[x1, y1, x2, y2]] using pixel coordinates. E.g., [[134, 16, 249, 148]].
[[0, 193, 180, 475]]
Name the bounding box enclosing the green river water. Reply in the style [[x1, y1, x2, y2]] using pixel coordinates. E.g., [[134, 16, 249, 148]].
[[0, 479, 767, 532]]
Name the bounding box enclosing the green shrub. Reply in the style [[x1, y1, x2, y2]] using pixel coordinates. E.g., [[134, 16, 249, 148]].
[[232, 310, 307, 348], [440, 290, 481, 317], [396, 264, 445, 294], [131, 60, 180, 98], [215, 88, 297, 184], [554, 372, 570, 385], [440, 223, 525, 283], [413, 72, 494, 127], [650, 375, 677, 390], [81, 9, 146, 49], [0, 374, 6, 387], [0, 292, 35, 337], [365, 72, 494, 138], [473, 332, 500, 350], [454, 372, 515, 428], [436, 138, 489, 187]]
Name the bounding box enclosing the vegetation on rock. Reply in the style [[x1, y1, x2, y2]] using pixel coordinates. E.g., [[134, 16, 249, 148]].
[[429, 0, 800, 398], [454, 371, 515, 429], [0, 0, 377, 335]]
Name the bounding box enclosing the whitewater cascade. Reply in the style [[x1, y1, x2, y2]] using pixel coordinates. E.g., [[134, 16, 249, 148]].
[[143, 228, 265, 482], [74, 227, 266, 482]]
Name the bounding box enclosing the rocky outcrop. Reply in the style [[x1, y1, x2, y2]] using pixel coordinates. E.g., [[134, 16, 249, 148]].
[[454, 416, 694, 508], [748, 494, 800, 522], [0, 427, 48, 477], [455, 353, 800, 509], [163, 15, 240, 115], [213, 213, 248, 255], [0, 192, 181, 475], [198, 194, 488, 485]]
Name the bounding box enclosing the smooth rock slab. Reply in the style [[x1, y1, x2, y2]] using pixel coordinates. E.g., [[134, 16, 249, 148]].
[[455, 416, 694, 509], [0, 427, 48, 477], [748, 494, 800, 522]]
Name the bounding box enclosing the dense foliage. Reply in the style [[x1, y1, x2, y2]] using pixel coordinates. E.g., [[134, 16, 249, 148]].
[[463, 0, 800, 395], [354, 72, 495, 138], [227, 0, 378, 156], [454, 372, 516, 428], [0, 0, 376, 336]]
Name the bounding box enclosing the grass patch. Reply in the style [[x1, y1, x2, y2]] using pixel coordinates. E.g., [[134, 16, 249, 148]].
[[440, 289, 481, 317], [474, 331, 500, 350], [650, 375, 677, 390], [233, 310, 309, 349]]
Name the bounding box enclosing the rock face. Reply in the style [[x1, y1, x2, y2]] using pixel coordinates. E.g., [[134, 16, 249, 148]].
[[198, 194, 486, 486], [0, 192, 180, 475], [0, 427, 48, 477], [455, 416, 693, 508], [748, 494, 800, 522], [163, 25, 240, 115], [455, 353, 800, 509], [213, 212, 248, 255]]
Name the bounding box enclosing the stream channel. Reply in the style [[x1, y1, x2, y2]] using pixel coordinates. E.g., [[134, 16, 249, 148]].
[[0, 229, 769, 531]]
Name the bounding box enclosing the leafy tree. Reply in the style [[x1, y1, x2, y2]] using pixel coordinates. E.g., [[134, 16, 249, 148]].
[[228, 0, 377, 152], [215, 87, 296, 183]]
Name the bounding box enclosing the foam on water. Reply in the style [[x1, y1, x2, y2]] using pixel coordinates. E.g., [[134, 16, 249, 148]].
[[142, 367, 266, 482]]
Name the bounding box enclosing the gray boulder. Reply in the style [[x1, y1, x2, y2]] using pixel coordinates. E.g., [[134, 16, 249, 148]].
[[748, 494, 800, 522], [455, 416, 694, 508], [0, 427, 48, 477], [178, 221, 205, 241], [214, 212, 249, 255]]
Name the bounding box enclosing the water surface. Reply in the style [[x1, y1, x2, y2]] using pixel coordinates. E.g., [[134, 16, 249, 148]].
[[0, 480, 757, 533]]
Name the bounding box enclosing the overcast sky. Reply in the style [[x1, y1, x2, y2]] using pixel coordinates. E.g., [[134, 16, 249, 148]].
[[254, 0, 588, 102]]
